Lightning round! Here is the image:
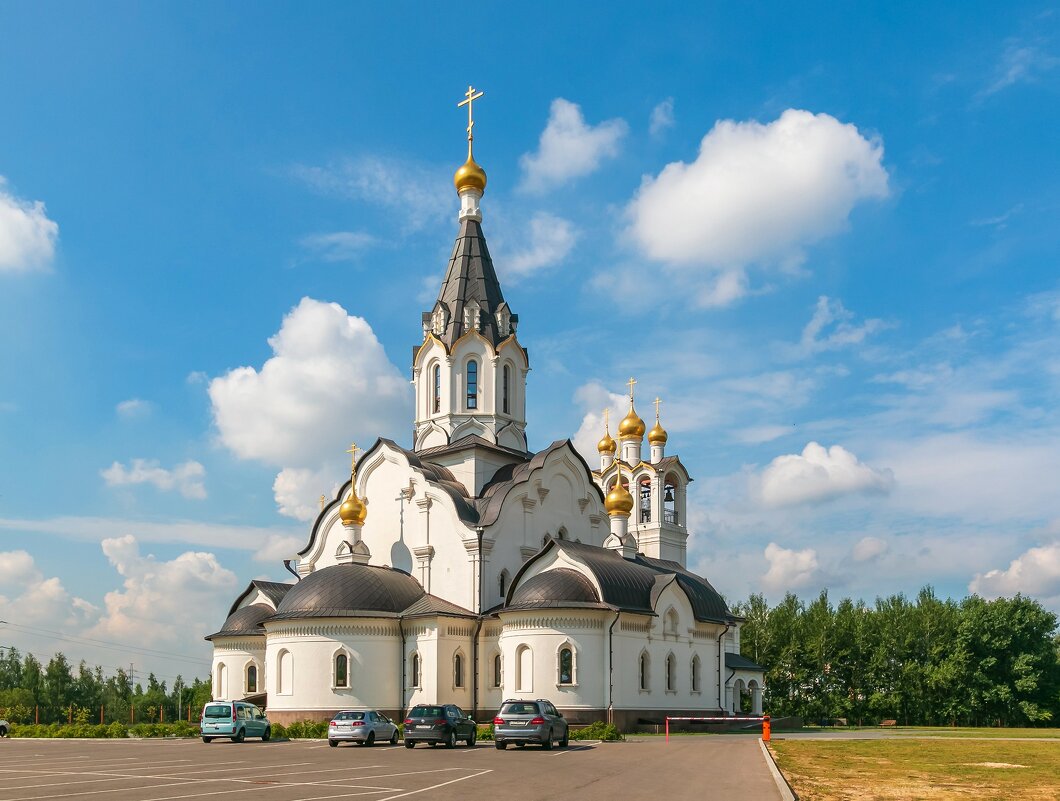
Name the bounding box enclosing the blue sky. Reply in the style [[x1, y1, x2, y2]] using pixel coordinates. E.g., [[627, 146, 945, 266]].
[[1, 2, 1058, 682]]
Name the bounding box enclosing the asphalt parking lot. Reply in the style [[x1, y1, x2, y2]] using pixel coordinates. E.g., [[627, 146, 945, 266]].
[[0, 735, 781, 801]]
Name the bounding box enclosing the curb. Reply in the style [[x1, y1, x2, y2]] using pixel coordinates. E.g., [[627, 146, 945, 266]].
[[758, 738, 797, 801]]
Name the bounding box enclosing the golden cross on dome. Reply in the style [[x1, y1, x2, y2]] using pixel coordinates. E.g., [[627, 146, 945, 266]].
[[346, 443, 359, 473], [654, 397, 662, 420], [603, 407, 610, 431], [458, 85, 484, 142], [627, 376, 637, 403], [319, 493, 327, 510]]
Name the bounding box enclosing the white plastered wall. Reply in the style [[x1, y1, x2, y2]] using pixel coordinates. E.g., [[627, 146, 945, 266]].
[[210, 637, 265, 701]]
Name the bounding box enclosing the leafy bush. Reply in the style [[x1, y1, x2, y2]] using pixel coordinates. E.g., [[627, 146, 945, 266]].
[[476, 724, 494, 741], [283, 720, 328, 739], [569, 721, 623, 741], [10, 722, 131, 738], [270, 723, 287, 739]]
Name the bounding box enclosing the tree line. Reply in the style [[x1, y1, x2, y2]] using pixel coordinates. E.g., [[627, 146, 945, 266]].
[[0, 649, 213, 725], [733, 588, 1060, 727]]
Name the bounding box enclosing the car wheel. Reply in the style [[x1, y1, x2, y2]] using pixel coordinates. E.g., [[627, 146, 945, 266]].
[[404, 739, 415, 748], [232, 728, 245, 743], [467, 728, 476, 747], [261, 727, 271, 742], [427, 741, 436, 747], [390, 729, 399, 745], [559, 728, 569, 748], [444, 730, 456, 749], [515, 742, 525, 748], [542, 729, 553, 750], [495, 741, 507, 750], [0, 726, 8, 738], [201, 736, 212, 744], [366, 732, 375, 747], [329, 739, 338, 747]]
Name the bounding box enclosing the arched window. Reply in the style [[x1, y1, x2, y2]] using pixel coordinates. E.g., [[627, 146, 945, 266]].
[[639, 652, 650, 691], [216, 662, 227, 699], [664, 473, 678, 524], [691, 655, 702, 693], [277, 650, 292, 695], [432, 364, 441, 413], [493, 654, 502, 688], [665, 653, 676, 692], [411, 653, 421, 688], [516, 645, 533, 692], [335, 653, 348, 688], [639, 476, 651, 523], [454, 652, 464, 688], [466, 360, 478, 410], [665, 608, 679, 637], [558, 646, 574, 685], [502, 364, 511, 414], [499, 569, 509, 598], [246, 664, 257, 694]]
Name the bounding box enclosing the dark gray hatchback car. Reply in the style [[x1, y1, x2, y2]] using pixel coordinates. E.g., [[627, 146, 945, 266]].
[[492, 699, 568, 749], [402, 704, 477, 748]]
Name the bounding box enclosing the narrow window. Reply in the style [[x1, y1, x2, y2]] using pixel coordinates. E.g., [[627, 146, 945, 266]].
[[246, 665, 257, 694], [499, 569, 509, 598], [502, 364, 511, 414], [559, 647, 573, 685], [454, 653, 464, 688], [493, 654, 502, 688], [432, 365, 441, 413], [666, 654, 675, 692], [691, 655, 701, 693], [335, 653, 348, 688], [517, 645, 533, 692], [639, 652, 649, 691], [411, 653, 421, 688], [466, 361, 478, 409]]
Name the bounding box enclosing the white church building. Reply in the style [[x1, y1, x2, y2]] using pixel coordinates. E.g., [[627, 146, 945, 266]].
[[206, 92, 766, 728]]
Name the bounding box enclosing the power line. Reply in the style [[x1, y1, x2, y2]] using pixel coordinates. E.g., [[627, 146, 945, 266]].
[[0, 620, 210, 667], [0, 644, 200, 686]]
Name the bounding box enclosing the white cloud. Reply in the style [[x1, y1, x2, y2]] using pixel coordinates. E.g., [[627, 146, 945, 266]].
[[754, 442, 895, 508], [87, 535, 237, 653], [501, 212, 578, 280], [980, 40, 1059, 98], [797, 296, 889, 355], [273, 466, 338, 523], [649, 98, 675, 137], [0, 516, 301, 563], [116, 398, 152, 418], [101, 459, 207, 500], [626, 110, 888, 303], [208, 297, 411, 518], [519, 98, 628, 194], [300, 231, 377, 262], [731, 424, 793, 445], [570, 381, 631, 464], [970, 542, 1060, 601], [291, 156, 450, 230], [762, 542, 820, 591], [0, 176, 59, 273], [852, 536, 889, 562], [0, 549, 96, 629]]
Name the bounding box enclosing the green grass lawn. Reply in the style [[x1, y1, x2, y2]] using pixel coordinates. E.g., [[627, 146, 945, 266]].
[[891, 726, 1060, 739], [770, 737, 1060, 801]]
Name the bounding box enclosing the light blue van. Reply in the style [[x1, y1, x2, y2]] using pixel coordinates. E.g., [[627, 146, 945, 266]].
[[201, 701, 271, 743]]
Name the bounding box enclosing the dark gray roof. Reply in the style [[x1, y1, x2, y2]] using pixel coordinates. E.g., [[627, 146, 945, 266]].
[[401, 594, 477, 619], [226, 579, 294, 617], [725, 652, 766, 672], [506, 568, 609, 611], [205, 603, 274, 640], [270, 563, 425, 621], [417, 434, 530, 463], [505, 540, 736, 624], [424, 218, 516, 349]]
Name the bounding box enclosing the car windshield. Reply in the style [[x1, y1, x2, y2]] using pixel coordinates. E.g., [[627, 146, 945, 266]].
[[334, 712, 365, 721], [500, 702, 540, 715], [411, 706, 444, 717], [204, 704, 231, 719]]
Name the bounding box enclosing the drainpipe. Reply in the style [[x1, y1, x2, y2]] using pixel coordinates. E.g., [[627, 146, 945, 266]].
[[717, 622, 731, 713], [472, 526, 485, 722], [398, 618, 406, 719], [606, 610, 620, 726]]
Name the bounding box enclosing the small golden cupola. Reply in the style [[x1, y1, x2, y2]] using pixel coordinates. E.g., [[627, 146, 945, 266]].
[[604, 467, 634, 518], [453, 85, 487, 198], [648, 396, 668, 445], [618, 377, 645, 439], [597, 407, 617, 454], [339, 444, 368, 527]]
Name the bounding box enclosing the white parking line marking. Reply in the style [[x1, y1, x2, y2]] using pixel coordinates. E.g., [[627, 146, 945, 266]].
[[354, 769, 493, 801]]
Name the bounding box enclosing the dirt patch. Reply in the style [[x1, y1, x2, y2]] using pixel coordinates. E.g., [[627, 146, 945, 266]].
[[965, 762, 1027, 769]]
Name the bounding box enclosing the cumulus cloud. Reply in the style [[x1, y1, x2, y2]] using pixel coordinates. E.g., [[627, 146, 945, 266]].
[[116, 398, 152, 418], [0, 549, 96, 628], [570, 381, 631, 464], [754, 442, 895, 508], [762, 542, 820, 591], [291, 156, 450, 230], [852, 536, 889, 562], [501, 212, 578, 280], [273, 466, 338, 523], [797, 296, 889, 355], [731, 424, 794, 445], [208, 297, 411, 517], [87, 535, 238, 651], [519, 98, 628, 194], [649, 98, 675, 137], [626, 109, 888, 304], [101, 459, 207, 500], [0, 176, 59, 273], [300, 231, 377, 262], [970, 542, 1060, 601]]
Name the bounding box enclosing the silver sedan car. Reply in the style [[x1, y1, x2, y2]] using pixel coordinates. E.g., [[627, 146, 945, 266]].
[[328, 710, 399, 746]]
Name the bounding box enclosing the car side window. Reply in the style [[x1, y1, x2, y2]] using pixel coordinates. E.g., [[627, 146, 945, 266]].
[[367, 712, 376, 721]]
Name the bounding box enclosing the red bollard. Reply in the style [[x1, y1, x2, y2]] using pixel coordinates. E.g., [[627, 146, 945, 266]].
[[762, 715, 771, 742]]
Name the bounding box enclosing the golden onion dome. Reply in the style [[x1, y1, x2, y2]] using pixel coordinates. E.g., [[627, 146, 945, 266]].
[[618, 406, 646, 439], [339, 491, 367, 526], [647, 420, 668, 445], [604, 478, 634, 517], [454, 154, 487, 194], [597, 431, 617, 454]]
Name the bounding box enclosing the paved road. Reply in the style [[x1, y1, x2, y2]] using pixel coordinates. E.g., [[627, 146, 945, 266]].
[[0, 735, 782, 800]]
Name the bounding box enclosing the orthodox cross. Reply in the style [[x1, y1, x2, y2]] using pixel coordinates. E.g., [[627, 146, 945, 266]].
[[603, 407, 610, 431], [627, 376, 637, 402], [458, 85, 484, 142], [319, 493, 327, 510], [654, 397, 662, 420], [346, 443, 359, 474]]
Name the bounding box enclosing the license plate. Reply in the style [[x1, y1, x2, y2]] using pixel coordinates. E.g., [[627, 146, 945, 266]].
[[417, 725, 433, 729], [510, 721, 526, 727]]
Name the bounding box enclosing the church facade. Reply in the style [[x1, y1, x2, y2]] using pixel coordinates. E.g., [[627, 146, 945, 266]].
[[206, 94, 766, 728]]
